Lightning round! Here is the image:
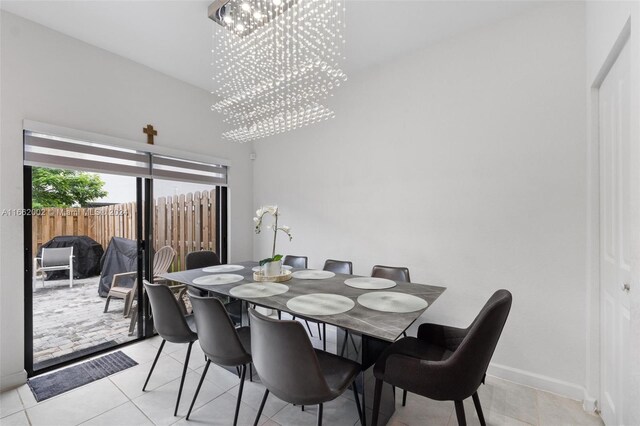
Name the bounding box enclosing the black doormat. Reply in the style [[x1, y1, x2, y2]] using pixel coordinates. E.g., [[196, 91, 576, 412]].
[[28, 351, 137, 402], [34, 341, 117, 371]]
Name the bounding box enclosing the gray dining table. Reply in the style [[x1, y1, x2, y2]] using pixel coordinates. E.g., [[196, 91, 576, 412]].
[[159, 260, 446, 425]]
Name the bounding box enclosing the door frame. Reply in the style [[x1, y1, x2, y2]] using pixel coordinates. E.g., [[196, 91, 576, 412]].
[[21, 121, 232, 377], [22, 166, 148, 377]]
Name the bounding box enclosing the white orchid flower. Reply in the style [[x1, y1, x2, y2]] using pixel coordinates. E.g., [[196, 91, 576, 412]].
[[265, 205, 278, 215], [278, 225, 293, 241], [253, 215, 263, 234], [254, 204, 292, 258]]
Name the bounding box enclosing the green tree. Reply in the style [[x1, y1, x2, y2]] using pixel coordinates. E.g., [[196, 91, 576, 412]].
[[32, 168, 108, 208]]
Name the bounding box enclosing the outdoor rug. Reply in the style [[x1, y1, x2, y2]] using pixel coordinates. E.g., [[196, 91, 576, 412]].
[[27, 351, 137, 402]]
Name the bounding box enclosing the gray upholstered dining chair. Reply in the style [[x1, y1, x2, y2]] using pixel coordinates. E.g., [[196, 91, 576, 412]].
[[371, 264, 411, 283], [186, 293, 252, 425], [283, 255, 308, 269], [184, 250, 232, 309], [185, 250, 221, 270], [323, 259, 353, 275], [142, 281, 198, 417], [248, 309, 364, 426], [371, 290, 513, 426]]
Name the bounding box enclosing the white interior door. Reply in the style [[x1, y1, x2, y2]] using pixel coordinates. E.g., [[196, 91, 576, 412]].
[[599, 38, 632, 426]]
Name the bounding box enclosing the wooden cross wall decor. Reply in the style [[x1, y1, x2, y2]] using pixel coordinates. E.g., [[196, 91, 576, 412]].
[[143, 124, 157, 145]]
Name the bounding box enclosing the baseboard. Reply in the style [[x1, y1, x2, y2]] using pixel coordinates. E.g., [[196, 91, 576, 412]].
[[488, 362, 586, 402], [582, 391, 598, 414], [0, 369, 27, 392]]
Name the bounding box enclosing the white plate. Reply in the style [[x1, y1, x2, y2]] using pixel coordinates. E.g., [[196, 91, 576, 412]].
[[202, 264, 245, 273], [229, 283, 289, 298], [192, 274, 245, 286], [291, 270, 335, 280], [286, 293, 355, 316], [344, 277, 396, 290], [357, 291, 428, 313], [252, 265, 292, 272]]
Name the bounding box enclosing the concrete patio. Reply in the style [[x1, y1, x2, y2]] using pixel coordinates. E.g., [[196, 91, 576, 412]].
[[32, 276, 136, 367]]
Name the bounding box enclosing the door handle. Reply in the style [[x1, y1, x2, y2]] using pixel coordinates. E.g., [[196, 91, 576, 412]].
[[621, 282, 631, 292]]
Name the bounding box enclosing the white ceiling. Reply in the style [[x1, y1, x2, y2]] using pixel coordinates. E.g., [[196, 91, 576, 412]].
[[1, 0, 541, 92]]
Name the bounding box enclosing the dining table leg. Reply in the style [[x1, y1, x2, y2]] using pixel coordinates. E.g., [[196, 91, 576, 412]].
[[337, 329, 395, 426], [322, 323, 326, 351]]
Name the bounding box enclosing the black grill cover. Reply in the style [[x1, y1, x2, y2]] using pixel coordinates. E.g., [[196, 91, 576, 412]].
[[37, 235, 104, 280], [98, 237, 137, 297]]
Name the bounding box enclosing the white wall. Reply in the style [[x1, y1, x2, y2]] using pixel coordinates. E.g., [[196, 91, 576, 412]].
[[585, 1, 640, 422], [253, 2, 589, 399], [0, 12, 254, 389]]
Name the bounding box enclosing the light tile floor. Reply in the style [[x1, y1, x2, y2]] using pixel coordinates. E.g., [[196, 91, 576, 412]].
[[1, 328, 604, 426]]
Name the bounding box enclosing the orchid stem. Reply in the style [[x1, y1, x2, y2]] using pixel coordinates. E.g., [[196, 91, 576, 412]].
[[272, 213, 278, 259]]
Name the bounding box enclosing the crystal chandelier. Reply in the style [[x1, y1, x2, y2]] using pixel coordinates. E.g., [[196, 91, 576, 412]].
[[208, 0, 347, 143]]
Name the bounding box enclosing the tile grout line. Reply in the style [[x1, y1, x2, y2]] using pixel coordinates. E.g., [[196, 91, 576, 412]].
[[75, 399, 130, 426]]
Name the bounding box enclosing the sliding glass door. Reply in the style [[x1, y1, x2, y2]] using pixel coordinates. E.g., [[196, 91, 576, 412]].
[[23, 131, 228, 376]]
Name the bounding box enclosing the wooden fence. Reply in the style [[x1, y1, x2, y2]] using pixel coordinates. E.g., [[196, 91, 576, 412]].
[[31, 190, 217, 271]]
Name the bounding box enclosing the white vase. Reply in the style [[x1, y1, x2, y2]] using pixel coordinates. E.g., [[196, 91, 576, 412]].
[[263, 260, 282, 277]]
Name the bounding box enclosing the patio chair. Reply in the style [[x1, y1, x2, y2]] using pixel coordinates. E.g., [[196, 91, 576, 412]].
[[32, 246, 75, 290], [104, 246, 178, 318], [127, 247, 186, 335], [103, 271, 137, 317], [153, 246, 176, 280]]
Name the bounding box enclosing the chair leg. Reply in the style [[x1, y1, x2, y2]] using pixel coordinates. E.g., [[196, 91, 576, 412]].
[[454, 400, 467, 426], [125, 288, 137, 317], [352, 381, 364, 426], [317, 323, 322, 340], [277, 310, 281, 320], [128, 305, 138, 336], [249, 363, 253, 382], [472, 392, 486, 426], [123, 294, 132, 317], [186, 360, 211, 420], [233, 364, 247, 426], [371, 378, 383, 426], [143, 339, 165, 391], [104, 296, 111, 313], [174, 341, 194, 416], [402, 389, 407, 406], [317, 403, 323, 426], [253, 389, 270, 426]]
